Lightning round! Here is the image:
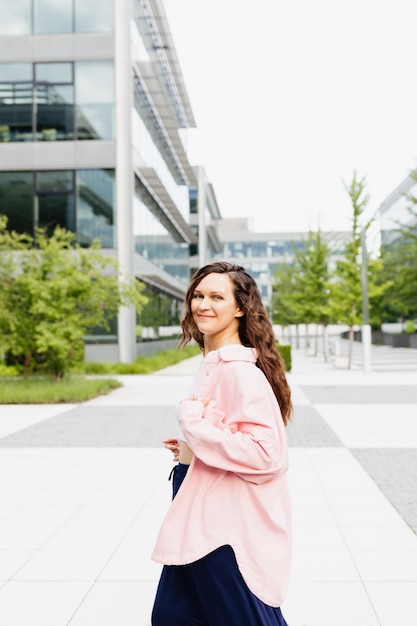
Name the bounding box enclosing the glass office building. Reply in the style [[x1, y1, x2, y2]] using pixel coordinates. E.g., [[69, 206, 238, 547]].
[[216, 219, 350, 307], [135, 165, 222, 284], [0, 0, 199, 362]]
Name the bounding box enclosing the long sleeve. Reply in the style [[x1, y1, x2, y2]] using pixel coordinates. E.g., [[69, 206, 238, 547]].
[[179, 362, 286, 483]]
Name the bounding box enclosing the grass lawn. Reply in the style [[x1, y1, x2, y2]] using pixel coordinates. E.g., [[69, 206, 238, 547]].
[[0, 344, 201, 404], [79, 343, 201, 375], [0, 377, 121, 404]]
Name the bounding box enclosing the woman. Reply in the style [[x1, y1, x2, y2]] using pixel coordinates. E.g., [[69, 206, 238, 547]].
[[151, 261, 292, 626]]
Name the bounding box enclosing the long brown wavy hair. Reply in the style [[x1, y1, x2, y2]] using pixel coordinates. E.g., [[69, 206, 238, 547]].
[[180, 261, 292, 424]]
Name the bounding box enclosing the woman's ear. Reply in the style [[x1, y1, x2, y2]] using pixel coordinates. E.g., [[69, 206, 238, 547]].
[[236, 308, 245, 318]]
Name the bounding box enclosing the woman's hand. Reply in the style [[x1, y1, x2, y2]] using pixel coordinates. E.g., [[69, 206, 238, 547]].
[[163, 438, 180, 462], [183, 394, 211, 406]]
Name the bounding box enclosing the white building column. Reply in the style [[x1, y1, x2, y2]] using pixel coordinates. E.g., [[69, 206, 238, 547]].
[[197, 166, 207, 268], [361, 228, 372, 373], [115, 0, 136, 363]]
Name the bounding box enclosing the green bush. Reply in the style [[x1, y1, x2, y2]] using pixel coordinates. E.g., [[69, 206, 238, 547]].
[[0, 219, 147, 379], [0, 363, 21, 377], [405, 320, 416, 333], [276, 343, 292, 372]]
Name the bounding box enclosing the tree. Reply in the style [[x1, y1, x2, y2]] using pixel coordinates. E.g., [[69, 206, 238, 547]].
[[272, 231, 333, 356], [292, 230, 332, 357], [330, 172, 390, 367], [272, 261, 304, 345], [0, 217, 147, 378], [378, 203, 417, 322]]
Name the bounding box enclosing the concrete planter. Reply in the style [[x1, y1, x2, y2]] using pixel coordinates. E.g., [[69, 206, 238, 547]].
[[378, 333, 417, 348], [409, 334, 417, 349], [371, 330, 384, 345], [339, 330, 417, 349], [391, 334, 412, 348]]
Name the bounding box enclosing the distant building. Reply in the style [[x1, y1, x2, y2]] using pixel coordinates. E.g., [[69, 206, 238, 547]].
[[376, 170, 417, 246], [216, 218, 350, 307]]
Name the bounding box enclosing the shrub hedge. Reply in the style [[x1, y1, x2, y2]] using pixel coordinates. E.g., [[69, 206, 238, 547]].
[[276, 343, 292, 372]]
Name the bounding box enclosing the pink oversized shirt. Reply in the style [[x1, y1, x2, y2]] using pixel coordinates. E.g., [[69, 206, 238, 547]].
[[151, 344, 292, 607]]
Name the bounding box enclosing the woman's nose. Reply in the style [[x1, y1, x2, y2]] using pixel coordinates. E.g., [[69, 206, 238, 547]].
[[199, 297, 210, 308]]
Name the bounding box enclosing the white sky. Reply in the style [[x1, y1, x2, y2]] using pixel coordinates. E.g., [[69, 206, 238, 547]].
[[164, 0, 417, 233]]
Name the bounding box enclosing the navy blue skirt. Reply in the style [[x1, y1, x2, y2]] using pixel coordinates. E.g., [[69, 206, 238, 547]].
[[170, 461, 190, 499]]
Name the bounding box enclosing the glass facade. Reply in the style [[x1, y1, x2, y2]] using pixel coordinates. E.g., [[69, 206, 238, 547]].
[[0, 0, 113, 35], [0, 61, 114, 141], [222, 239, 306, 259], [77, 169, 115, 247], [75, 61, 114, 140], [137, 286, 183, 333], [217, 230, 349, 307], [35, 62, 74, 141], [189, 186, 197, 214], [0, 64, 32, 141], [34, 0, 73, 34], [0, 169, 115, 246], [0, 0, 31, 35], [133, 193, 189, 282], [75, 0, 113, 33], [35, 170, 75, 235], [132, 105, 189, 220], [0, 171, 33, 233]]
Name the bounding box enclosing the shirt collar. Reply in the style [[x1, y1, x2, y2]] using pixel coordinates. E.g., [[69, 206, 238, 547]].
[[205, 344, 257, 363]]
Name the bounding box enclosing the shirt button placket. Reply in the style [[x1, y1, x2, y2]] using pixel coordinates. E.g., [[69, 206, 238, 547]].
[[199, 365, 212, 395]]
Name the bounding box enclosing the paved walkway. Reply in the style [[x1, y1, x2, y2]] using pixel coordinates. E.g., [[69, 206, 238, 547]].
[[0, 348, 416, 625]]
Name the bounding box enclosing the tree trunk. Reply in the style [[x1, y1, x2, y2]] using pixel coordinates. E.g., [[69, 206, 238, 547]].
[[347, 326, 354, 369], [23, 351, 32, 379], [322, 324, 328, 362]]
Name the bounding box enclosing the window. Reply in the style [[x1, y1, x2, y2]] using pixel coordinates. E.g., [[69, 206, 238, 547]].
[[76, 169, 115, 248], [75, 61, 114, 140], [0, 61, 114, 142], [35, 170, 75, 235], [35, 63, 74, 141], [75, 0, 113, 33], [0, 0, 31, 35], [1, 169, 115, 246], [34, 0, 72, 33], [0, 171, 33, 233], [189, 186, 198, 214], [0, 0, 114, 35], [0, 63, 33, 141]]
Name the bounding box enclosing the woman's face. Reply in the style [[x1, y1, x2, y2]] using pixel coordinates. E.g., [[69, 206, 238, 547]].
[[190, 272, 243, 349]]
